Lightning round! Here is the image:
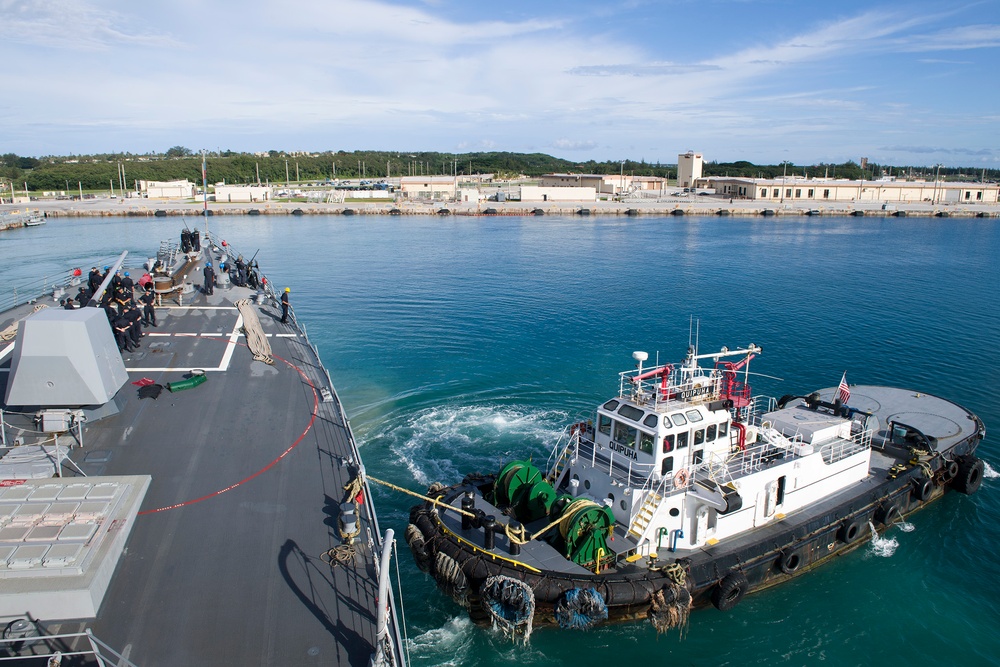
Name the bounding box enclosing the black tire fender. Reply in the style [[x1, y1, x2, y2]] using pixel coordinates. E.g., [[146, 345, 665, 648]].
[[779, 549, 803, 575], [712, 570, 749, 612], [953, 456, 985, 495], [911, 476, 933, 503], [944, 460, 960, 481], [876, 500, 900, 526], [838, 518, 864, 544]]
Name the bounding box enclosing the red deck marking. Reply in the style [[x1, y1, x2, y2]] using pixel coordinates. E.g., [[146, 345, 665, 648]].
[[138, 349, 319, 515]]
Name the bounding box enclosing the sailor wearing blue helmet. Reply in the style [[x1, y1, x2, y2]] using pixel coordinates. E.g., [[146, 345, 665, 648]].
[[203, 261, 216, 295]]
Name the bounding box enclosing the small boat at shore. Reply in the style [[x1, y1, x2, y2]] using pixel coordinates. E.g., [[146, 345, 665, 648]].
[[406, 341, 986, 638]]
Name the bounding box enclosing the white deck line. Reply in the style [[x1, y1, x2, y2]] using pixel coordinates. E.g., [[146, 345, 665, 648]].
[[0, 342, 14, 361], [218, 313, 244, 371]]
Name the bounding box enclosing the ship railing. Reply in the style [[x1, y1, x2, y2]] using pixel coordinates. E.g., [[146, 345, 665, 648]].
[[0, 627, 139, 666], [575, 437, 656, 488], [618, 366, 723, 410], [202, 231, 278, 303], [545, 422, 586, 483], [819, 427, 873, 464]]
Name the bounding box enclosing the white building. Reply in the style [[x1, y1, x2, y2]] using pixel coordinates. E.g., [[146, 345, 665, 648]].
[[140, 180, 195, 199], [214, 185, 273, 203], [519, 186, 597, 202], [677, 152, 703, 188], [706, 177, 1000, 204]]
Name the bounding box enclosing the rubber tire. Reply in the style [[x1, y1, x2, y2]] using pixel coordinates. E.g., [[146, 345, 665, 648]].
[[953, 456, 985, 495], [712, 571, 749, 612], [779, 549, 803, 575], [911, 477, 933, 503], [838, 519, 864, 544], [876, 501, 900, 527], [945, 460, 960, 481]]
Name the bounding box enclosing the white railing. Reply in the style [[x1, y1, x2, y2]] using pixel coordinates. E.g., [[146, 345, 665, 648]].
[[0, 628, 138, 666]]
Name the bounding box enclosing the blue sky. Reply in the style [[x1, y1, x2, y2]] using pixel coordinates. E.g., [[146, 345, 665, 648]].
[[2, 0, 998, 166]]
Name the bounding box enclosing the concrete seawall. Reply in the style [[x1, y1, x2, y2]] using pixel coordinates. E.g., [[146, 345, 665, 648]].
[[5, 199, 1000, 220]]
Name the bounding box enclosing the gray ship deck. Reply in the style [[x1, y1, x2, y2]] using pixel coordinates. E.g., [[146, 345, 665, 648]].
[[0, 246, 404, 665]]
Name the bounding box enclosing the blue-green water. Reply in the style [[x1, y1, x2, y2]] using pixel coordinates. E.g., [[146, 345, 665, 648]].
[[3, 215, 998, 665]]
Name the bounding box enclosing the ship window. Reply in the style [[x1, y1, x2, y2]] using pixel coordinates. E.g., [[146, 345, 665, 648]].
[[614, 421, 637, 447], [643, 414, 658, 428], [694, 429, 705, 446], [661, 455, 674, 476], [706, 424, 717, 441], [584, 479, 591, 490], [639, 431, 654, 454], [607, 493, 615, 503], [677, 432, 688, 449], [670, 413, 688, 426], [603, 400, 620, 411], [662, 434, 674, 453], [598, 414, 612, 436], [718, 422, 728, 438], [618, 405, 644, 422], [669, 507, 679, 517], [620, 500, 627, 511], [685, 410, 704, 423], [693, 449, 703, 465]]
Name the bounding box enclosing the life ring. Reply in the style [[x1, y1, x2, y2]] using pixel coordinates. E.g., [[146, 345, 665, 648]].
[[779, 549, 803, 575], [838, 518, 864, 544], [911, 476, 933, 503], [673, 468, 690, 488], [711, 570, 748, 611]]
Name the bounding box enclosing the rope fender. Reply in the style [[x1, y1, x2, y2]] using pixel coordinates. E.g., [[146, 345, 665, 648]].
[[480, 575, 535, 643], [554, 588, 608, 630]]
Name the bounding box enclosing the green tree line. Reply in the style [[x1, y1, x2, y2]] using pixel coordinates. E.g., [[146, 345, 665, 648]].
[[2, 149, 995, 192]]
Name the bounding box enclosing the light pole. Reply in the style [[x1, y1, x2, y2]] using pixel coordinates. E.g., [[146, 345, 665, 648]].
[[933, 164, 942, 204], [780, 161, 789, 202]]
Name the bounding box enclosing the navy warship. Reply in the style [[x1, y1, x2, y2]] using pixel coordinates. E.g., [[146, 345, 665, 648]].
[[0, 224, 407, 666]]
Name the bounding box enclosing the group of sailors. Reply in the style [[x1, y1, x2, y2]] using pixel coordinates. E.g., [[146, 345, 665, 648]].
[[60, 266, 158, 354]]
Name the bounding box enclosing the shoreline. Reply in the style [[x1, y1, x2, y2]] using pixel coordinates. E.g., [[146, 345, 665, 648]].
[[4, 198, 999, 220]]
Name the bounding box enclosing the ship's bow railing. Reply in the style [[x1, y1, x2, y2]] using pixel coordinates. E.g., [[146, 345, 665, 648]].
[[0, 627, 138, 666]]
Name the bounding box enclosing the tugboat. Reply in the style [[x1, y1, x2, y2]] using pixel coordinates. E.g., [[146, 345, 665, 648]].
[[406, 343, 986, 637]]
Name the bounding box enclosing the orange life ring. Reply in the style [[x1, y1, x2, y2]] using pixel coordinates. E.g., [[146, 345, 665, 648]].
[[674, 468, 689, 488]]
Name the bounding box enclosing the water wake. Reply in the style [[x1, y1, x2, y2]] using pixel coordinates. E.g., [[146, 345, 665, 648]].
[[406, 616, 475, 666], [983, 460, 999, 480], [867, 520, 899, 558], [897, 521, 915, 533], [377, 404, 569, 486]]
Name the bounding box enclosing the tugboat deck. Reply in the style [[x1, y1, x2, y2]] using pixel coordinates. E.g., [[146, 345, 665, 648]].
[[0, 248, 403, 666]]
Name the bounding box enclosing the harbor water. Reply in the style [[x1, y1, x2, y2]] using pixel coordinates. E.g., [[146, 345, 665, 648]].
[[2, 214, 998, 665]]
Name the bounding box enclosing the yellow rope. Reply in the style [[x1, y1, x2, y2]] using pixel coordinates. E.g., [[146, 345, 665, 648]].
[[366, 474, 477, 518], [235, 298, 273, 364]]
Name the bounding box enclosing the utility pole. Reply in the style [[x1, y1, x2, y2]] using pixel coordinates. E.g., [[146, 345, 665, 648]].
[[285, 159, 289, 188], [296, 161, 299, 183]]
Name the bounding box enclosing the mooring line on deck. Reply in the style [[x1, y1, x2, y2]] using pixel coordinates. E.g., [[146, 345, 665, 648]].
[[137, 348, 319, 515]]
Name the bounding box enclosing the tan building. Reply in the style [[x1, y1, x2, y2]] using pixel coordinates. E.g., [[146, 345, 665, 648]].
[[399, 176, 458, 200], [539, 174, 635, 195], [677, 152, 703, 188], [214, 185, 273, 203], [140, 180, 195, 199], [707, 177, 1000, 204]]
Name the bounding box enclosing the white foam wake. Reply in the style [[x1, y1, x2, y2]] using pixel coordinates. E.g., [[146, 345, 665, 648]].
[[983, 460, 999, 480], [406, 616, 475, 666], [867, 520, 899, 558]]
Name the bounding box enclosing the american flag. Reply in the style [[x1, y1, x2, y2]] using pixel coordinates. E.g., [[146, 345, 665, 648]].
[[837, 372, 850, 404]]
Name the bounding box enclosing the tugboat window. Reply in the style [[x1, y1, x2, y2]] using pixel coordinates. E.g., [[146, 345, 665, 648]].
[[669, 507, 680, 517], [643, 414, 658, 428], [598, 414, 612, 435], [677, 432, 688, 449], [603, 400, 620, 411], [694, 429, 705, 446], [614, 421, 637, 447], [584, 479, 591, 490], [685, 409, 704, 423], [639, 430, 654, 454], [661, 455, 674, 476], [618, 405, 644, 422], [692, 449, 703, 465], [662, 434, 675, 453], [706, 424, 717, 441], [718, 422, 728, 438], [670, 413, 688, 426]]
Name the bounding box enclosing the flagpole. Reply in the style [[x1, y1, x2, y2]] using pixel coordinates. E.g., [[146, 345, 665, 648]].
[[202, 150, 209, 241]]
